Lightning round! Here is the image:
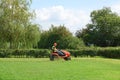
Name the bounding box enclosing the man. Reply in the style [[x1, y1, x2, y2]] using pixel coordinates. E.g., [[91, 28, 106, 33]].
[[52, 42, 64, 56]]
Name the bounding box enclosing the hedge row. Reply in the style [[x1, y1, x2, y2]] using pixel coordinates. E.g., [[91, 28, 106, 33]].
[[97, 48, 120, 58], [0, 47, 120, 58], [68, 47, 120, 59], [0, 49, 50, 58], [68, 49, 97, 57]]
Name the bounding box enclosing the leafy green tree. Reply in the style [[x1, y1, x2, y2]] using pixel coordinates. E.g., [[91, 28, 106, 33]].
[[76, 7, 120, 47], [0, 0, 40, 49], [58, 36, 85, 49], [23, 24, 40, 48], [38, 25, 72, 49], [38, 25, 85, 49], [37, 31, 49, 49]]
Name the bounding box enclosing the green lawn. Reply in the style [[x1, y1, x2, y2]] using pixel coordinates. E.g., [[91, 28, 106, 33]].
[[0, 58, 120, 80]]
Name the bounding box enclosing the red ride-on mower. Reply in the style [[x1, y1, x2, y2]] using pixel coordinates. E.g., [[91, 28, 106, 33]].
[[50, 50, 71, 61]]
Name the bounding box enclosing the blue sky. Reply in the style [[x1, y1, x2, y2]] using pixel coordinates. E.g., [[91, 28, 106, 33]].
[[31, 0, 120, 33]]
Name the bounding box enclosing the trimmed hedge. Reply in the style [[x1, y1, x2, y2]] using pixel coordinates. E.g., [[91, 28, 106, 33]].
[[0, 49, 50, 58], [0, 47, 120, 59], [97, 47, 120, 59], [68, 47, 120, 59], [68, 48, 97, 57]]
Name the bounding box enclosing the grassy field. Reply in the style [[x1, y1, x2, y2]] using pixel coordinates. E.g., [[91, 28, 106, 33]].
[[0, 58, 120, 80]]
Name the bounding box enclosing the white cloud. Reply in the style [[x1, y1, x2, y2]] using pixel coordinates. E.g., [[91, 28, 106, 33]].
[[111, 3, 120, 15], [35, 8, 51, 20], [34, 5, 90, 33]]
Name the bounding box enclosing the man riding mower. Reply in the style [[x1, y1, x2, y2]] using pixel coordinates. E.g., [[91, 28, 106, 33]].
[[50, 43, 71, 61]]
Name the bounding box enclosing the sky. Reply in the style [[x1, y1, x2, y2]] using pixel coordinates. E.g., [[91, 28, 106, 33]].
[[31, 0, 120, 34]]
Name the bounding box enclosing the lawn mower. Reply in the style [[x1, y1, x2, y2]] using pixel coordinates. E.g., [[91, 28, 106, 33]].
[[50, 50, 71, 61]]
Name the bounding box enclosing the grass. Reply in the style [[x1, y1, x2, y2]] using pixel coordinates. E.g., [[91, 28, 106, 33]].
[[0, 58, 120, 80]]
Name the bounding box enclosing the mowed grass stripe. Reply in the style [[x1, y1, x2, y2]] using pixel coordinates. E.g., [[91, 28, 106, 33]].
[[0, 58, 120, 80]]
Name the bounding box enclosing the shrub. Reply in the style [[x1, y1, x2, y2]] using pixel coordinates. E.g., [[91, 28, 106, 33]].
[[0, 47, 120, 59], [68, 48, 97, 57], [0, 49, 50, 58], [97, 47, 120, 59], [68, 47, 120, 59], [0, 49, 13, 58]]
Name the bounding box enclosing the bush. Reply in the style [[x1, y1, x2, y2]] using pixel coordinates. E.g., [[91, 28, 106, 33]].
[[0, 49, 50, 58], [97, 47, 120, 59], [0, 49, 13, 58], [68, 47, 120, 59], [68, 48, 97, 57], [0, 47, 120, 59]]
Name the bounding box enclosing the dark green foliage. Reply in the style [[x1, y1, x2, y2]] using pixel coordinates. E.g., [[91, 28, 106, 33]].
[[76, 7, 120, 47], [97, 48, 120, 58], [38, 25, 72, 49], [68, 48, 97, 57], [0, 49, 50, 58], [68, 47, 120, 58], [0, 49, 13, 58], [38, 25, 85, 49], [0, 47, 120, 59]]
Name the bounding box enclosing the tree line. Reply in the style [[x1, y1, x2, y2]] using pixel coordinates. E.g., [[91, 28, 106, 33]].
[[0, 0, 120, 49], [76, 7, 120, 47]]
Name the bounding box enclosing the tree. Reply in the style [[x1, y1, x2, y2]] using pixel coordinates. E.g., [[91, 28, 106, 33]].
[[38, 25, 85, 49], [0, 0, 40, 49], [58, 36, 85, 49], [38, 25, 72, 49], [23, 24, 41, 48], [76, 7, 120, 47]]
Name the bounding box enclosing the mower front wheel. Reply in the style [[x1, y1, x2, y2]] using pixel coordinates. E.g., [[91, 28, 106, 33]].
[[64, 57, 71, 61]]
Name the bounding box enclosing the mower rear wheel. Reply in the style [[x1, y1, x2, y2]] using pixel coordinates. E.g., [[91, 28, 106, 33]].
[[64, 57, 71, 61], [50, 54, 54, 61]]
